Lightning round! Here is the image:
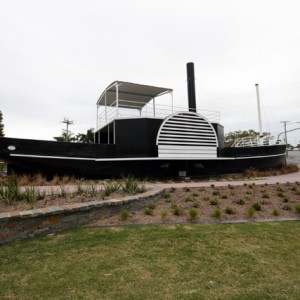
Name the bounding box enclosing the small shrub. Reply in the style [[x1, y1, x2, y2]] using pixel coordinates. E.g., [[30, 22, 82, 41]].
[[163, 191, 171, 200], [120, 209, 130, 221], [212, 209, 221, 219], [246, 191, 252, 195], [212, 190, 220, 196], [188, 208, 199, 220], [283, 197, 289, 203], [252, 203, 262, 211], [210, 184, 215, 188], [122, 175, 144, 194], [282, 204, 291, 211], [147, 203, 156, 210], [291, 186, 297, 192], [262, 192, 270, 199], [276, 186, 284, 192], [103, 181, 121, 197], [225, 207, 235, 215], [86, 183, 97, 197], [273, 208, 280, 216], [160, 209, 168, 220], [185, 195, 194, 202], [184, 187, 190, 192], [0, 174, 23, 204], [277, 192, 285, 198], [260, 199, 269, 205], [164, 198, 172, 203], [295, 205, 300, 213], [236, 199, 245, 205], [169, 187, 176, 193], [192, 201, 199, 208], [76, 183, 85, 196], [49, 188, 56, 200], [192, 192, 199, 197], [23, 186, 44, 204], [220, 194, 228, 199], [144, 207, 154, 216], [199, 187, 205, 192], [58, 184, 68, 198], [203, 195, 210, 201], [172, 204, 183, 216], [247, 207, 256, 218], [210, 198, 219, 206]]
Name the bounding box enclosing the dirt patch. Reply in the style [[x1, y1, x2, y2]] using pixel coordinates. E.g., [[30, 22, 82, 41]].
[[1, 178, 300, 225], [88, 182, 300, 226]]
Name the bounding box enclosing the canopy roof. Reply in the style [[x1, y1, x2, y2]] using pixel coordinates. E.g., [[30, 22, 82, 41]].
[[97, 81, 173, 109]]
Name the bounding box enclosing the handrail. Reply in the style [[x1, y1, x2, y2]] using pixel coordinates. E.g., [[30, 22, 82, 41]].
[[231, 136, 277, 147], [97, 102, 220, 130]]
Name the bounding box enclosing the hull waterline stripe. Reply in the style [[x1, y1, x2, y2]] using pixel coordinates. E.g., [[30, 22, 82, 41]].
[[10, 153, 286, 162]]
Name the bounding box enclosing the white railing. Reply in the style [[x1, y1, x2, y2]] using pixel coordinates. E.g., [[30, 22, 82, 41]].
[[231, 136, 275, 147], [97, 100, 220, 130]]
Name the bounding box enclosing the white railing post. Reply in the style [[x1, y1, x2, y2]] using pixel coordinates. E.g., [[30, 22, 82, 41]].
[[116, 83, 119, 117]]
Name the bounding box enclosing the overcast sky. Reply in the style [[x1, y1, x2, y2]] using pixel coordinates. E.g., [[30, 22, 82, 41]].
[[1, 0, 300, 145]]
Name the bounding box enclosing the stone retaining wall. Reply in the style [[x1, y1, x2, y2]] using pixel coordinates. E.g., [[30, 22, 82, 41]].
[[0, 187, 164, 244]]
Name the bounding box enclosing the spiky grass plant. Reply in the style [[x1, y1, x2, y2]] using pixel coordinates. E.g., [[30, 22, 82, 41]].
[[188, 208, 199, 220], [103, 181, 121, 197], [160, 209, 168, 221], [122, 175, 145, 194], [120, 209, 130, 221], [212, 209, 221, 219], [247, 207, 256, 218]]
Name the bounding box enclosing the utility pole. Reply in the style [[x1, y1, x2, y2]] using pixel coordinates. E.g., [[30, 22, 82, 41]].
[[280, 121, 289, 144], [62, 118, 74, 142]]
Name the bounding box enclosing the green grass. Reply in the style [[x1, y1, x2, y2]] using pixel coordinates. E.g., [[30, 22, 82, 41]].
[[0, 222, 300, 299]]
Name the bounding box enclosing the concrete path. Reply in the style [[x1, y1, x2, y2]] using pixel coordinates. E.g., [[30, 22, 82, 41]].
[[149, 170, 300, 189], [28, 170, 300, 195]]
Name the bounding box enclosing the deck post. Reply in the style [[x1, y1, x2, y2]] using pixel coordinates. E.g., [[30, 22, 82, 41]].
[[153, 97, 156, 117], [116, 83, 119, 117], [105, 93, 107, 123]]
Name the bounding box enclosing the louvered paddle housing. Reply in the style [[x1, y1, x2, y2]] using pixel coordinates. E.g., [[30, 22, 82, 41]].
[[156, 112, 218, 159]]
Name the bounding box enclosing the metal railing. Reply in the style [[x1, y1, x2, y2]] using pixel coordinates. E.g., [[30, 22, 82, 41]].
[[231, 136, 277, 147], [97, 100, 220, 130]]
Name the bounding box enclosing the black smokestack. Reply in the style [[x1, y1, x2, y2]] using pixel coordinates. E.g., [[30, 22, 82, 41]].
[[186, 62, 197, 112]]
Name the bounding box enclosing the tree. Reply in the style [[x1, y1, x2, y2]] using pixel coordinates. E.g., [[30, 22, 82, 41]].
[[0, 110, 4, 137], [53, 131, 76, 142], [225, 129, 272, 147], [76, 128, 94, 143]]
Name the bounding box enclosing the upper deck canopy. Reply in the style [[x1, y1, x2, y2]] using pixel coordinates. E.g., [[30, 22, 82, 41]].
[[97, 81, 173, 109]]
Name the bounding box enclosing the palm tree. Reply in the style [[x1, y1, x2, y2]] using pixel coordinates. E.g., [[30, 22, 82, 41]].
[[53, 131, 76, 142], [76, 128, 94, 143]]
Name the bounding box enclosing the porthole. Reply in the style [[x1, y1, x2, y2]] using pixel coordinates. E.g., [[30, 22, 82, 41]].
[[8, 145, 16, 151]]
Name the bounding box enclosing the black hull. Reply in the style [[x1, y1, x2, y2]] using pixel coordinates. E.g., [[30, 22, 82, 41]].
[[0, 138, 287, 179]]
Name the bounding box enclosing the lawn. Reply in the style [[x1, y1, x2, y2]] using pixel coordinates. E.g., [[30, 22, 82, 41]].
[[1, 222, 299, 299]]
